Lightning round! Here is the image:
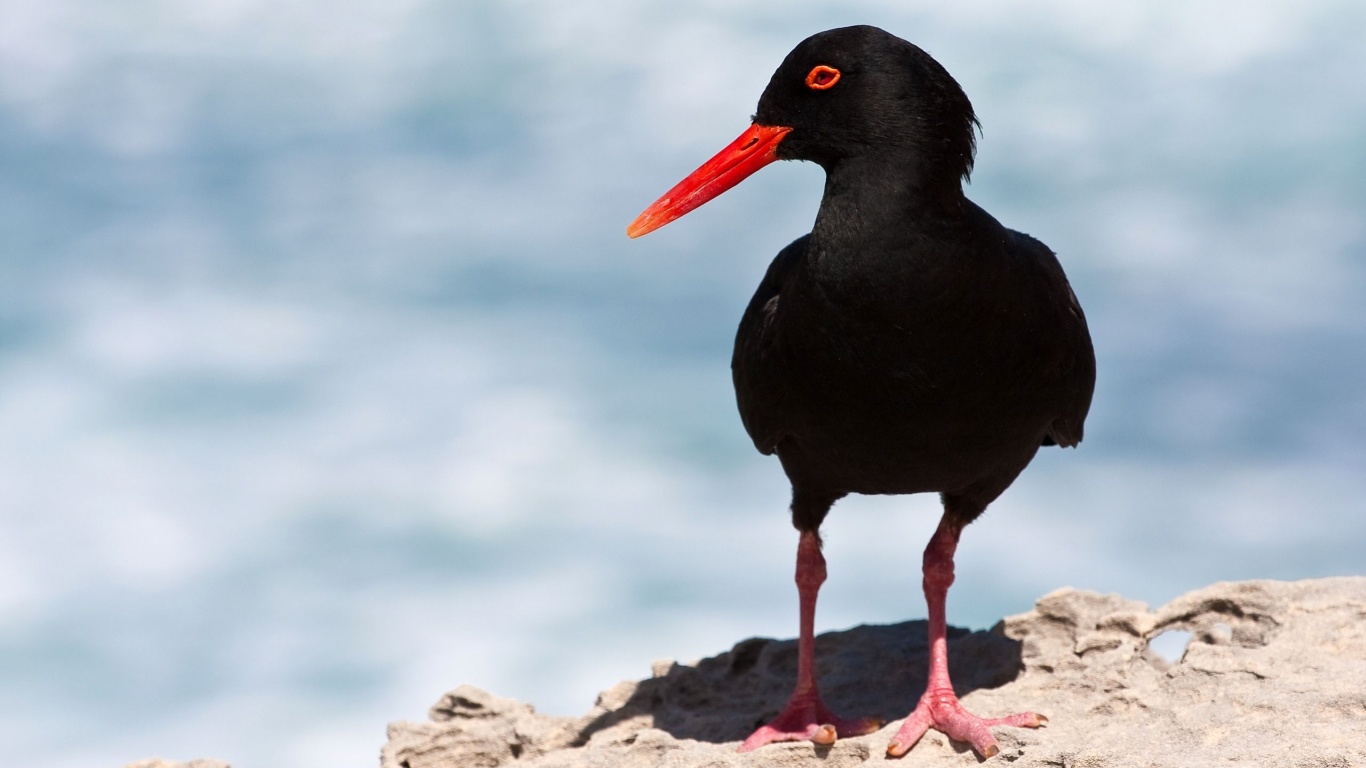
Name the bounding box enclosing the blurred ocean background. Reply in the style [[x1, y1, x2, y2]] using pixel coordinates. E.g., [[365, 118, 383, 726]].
[[1, 1, 1363, 766]]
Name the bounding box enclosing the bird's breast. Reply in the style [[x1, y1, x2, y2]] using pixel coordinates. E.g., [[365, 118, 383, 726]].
[[734, 250, 1080, 493]]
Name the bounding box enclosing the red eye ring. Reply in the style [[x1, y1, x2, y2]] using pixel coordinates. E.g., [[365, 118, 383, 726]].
[[805, 65, 841, 90]]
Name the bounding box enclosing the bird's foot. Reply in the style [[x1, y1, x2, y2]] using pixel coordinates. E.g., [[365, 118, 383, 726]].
[[738, 691, 881, 752], [886, 687, 1046, 759]]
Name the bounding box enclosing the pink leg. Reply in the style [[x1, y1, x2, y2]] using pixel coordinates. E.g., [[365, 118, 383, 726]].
[[886, 514, 1047, 759], [738, 531, 881, 752]]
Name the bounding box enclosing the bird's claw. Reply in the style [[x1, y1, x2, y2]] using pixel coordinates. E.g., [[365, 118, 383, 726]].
[[738, 698, 880, 752], [886, 688, 1046, 759]]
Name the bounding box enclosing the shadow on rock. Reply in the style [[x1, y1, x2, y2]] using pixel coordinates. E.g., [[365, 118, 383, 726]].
[[574, 619, 1024, 746]]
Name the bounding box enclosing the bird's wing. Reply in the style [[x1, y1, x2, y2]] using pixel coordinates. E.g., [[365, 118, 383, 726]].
[[731, 235, 809, 455], [1007, 230, 1096, 449], [1040, 279, 1094, 447]]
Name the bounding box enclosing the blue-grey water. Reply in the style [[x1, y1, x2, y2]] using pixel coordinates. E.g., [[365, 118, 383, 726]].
[[1, 2, 1363, 766]]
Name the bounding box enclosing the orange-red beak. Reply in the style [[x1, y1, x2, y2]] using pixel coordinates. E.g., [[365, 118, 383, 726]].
[[627, 123, 792, 238]]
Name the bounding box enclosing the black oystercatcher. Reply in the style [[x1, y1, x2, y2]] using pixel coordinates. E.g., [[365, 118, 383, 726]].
[[627, 26, 1095, 759]]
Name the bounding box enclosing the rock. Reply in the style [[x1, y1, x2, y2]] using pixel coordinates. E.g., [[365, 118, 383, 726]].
[[382, 577, 1366, 767]]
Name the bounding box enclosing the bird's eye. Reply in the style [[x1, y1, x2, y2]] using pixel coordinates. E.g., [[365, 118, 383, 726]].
[[805, 65, 841, 90]]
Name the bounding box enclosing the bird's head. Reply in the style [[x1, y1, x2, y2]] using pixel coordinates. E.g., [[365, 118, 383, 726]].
[[628, 25, 978, 238], [756, 26, 977, 174]]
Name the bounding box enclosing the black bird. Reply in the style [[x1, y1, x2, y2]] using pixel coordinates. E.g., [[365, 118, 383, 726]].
[[628, 26, 1095, 759]]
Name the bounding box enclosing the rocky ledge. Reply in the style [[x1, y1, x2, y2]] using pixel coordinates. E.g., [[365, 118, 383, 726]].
[[380, 578, 1366, 768]]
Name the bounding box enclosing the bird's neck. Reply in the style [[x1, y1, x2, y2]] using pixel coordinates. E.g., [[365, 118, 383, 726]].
[[806, 153, 969, 284]]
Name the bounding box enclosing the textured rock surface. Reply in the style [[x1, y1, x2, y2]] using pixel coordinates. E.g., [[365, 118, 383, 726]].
[[382, 578, 1366, 768]]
